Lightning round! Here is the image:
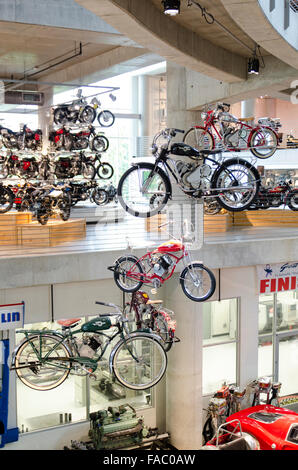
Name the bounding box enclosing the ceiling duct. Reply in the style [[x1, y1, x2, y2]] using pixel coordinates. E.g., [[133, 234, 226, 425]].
[[4, 91, 44, 106]]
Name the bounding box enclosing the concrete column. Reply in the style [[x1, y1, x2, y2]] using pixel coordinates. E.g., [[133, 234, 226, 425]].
[[38, 87, 53, 153], [241, 99, 256, 119]]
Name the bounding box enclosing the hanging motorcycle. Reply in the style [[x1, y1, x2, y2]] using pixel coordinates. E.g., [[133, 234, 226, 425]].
[[90, 97, 115, 128], [53, 90, 96, 126], [117, 128, 261, 218]]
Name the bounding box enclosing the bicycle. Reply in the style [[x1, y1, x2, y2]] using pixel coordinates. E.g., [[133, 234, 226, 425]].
[[108, 220, 216, 302], [123, 290, 179, 352], [11, 301, 168, 392]]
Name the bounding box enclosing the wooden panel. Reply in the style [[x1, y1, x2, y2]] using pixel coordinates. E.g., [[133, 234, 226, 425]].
[[232, 210, 298, 227], [204, 213, 233, 233], [0, 211, 32, 245], [17, 219, 86, 247], [145, 214, 167, 232]]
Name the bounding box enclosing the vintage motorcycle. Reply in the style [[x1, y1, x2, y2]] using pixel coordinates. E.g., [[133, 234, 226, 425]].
[[0, 124, 42, 151], [91, 183, 117, 206], [0, 152, 39, 179], [0, 183, 14, 213], [53, 90, 97, 126], [54, 151, 96, 180], [27, 183, 72, 225], [183, 102, 280, 159], [108, 221, 216, 302], [117, 128, 261, 218], [87, 152, 114, 180], [49, 125, 109, 152], [9, 181, 41, 212], [248, 178, 298, 211], [68, 180, 110, 207]]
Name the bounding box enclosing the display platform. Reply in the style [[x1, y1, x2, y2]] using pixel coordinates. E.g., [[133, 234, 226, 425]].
[[232, 209, 298, 227], [0, 212, 32, 245], [17, 218, 86, 247]]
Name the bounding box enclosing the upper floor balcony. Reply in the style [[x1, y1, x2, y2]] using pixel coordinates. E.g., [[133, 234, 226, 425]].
[[259, 0, 298, 51]]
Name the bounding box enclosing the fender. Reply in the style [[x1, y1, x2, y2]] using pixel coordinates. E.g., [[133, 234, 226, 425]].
[[210, 157, 260, 190]]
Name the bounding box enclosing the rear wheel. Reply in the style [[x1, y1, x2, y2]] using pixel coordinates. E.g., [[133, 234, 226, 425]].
[[152, 312, 175, 352], [91, 135, 109, 152], [287, 191, 298, 211], [183, 127, 214, 151], [111, 334, 167, 390], [113, 255, 144, 293], [180, 263, 216, 302], [0, 186, 14, 213], [14, 335, 71, 391], [82, 163, 96, 180], [80, 106, 96, 124], [250, 128, 277, 159]]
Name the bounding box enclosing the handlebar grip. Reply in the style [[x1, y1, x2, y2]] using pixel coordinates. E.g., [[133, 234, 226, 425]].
[[174, 128, 185, 134], [95, 301, 118, 309]]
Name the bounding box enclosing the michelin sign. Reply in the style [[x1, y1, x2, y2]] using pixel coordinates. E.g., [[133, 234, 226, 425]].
[[0, 303, 24, 330]]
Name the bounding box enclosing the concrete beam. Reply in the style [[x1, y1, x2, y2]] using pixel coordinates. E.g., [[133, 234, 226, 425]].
[[75, 0, 247, 83], [186, 56, 298, 109], [220, 0, 298, 70]]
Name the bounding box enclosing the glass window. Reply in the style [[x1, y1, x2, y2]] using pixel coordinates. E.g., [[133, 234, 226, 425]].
[[258, 337, 273, 378], [259, 293, 274, 334], [276, 290, 298, 332], [15, 316, 152, 433], [202, 298, 239, 395]]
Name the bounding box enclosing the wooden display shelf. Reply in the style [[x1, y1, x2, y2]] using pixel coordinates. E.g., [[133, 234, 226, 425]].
[[232, 209, 298, 227], [145, 213, 167, 232], [17, 218, 86, 247], [0, 211, 32, 245], [204, 213, 233, 232]]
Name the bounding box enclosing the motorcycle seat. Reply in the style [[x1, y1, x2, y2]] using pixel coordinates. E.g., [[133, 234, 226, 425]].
[[57, 318, 81, 328]]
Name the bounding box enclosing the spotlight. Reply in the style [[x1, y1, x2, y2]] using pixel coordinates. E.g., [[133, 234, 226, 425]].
[[162, 0, 180, 16], [109, 93, 117, 102], [248, 57, 260, 75]]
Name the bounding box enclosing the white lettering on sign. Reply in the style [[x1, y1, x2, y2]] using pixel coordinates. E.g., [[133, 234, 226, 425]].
[[257, 262, 298, 294]]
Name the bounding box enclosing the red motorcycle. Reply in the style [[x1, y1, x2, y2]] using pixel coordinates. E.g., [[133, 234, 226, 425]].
[[0, 152, 39, 179], [248, 178, 298, 211], [108, 222, 216, 302], [49, 125, 109, 152], [183, 102, 280, 159]]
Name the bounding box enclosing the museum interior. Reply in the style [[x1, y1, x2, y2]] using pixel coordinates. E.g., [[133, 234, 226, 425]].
[[0, 0, 298, 452]]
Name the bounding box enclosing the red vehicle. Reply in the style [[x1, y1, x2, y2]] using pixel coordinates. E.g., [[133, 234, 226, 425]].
[[205, 405, 298, 450], [183, 102, 280, 159], [108, 223, 216, 302]]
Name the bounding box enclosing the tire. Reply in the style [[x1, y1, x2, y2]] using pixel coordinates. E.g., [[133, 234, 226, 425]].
[[58, 196, 71, 221], [91, 135, 109, 152], [183, 127, 214, 151], [0, 164, 9, 179], [82, 163, 96, 180], [97, 110, 115, 128], [180, 263, 216, 302], [0, 186, 14, 213], [37, 211, 49, 225], [287, 191, 298, 211], [152, 312, 175, 352], [113, 255, 144, 293], [92, 188, 109, 206], [14, 334, 71, 391], [110, 333, 167, 390], [54, 108, 68, 125], [249, 128, 278, 159], [204, 198, 222, 215], [80, 106, 96, 124], [211, 158, 260, 212], [117, 163, 172, 218], [97, 163, 114, 180]]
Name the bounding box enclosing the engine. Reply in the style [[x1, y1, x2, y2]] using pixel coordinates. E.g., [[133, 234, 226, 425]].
[[78, 333, 102, 358], [152, 254, 174, 277], [176, 160, 212, 190]]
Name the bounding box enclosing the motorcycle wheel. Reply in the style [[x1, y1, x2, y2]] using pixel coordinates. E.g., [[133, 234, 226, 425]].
[[91, 135, 109, 152], [64, 134, 73, 151], [117, 163, 171, 218], [97, 110, 115, 128], [58, 196, 71, 221], [180, 263, 216, 302], [97, 163, 114, 180], [211, 158, 260, 212], [54, 108, 68, 125], [82, 163, 96, 180], [80, 106, 96, 124], [0, 164, 9, 179], [74, 138, 88, 150], [0, 186, 14, 213], [249, 128, 278, 159], [113, 255, 144, 293], [183, 127, 214, 151], [287, 191, 298, 211], [37, 211, 49, 225], [91, 188, 109, 206]]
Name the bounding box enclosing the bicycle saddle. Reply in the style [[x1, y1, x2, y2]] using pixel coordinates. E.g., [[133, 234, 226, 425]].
[[146, 300, 163, 305], [57, 318, 81, 328]]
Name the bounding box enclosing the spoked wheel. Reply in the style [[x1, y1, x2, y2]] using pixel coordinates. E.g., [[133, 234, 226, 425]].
[[250, 128, 277, 159], [180, 263, 216, 302], [97, 163, 114, 180], [183, 127, 214, 151], [14, 335, 71, 391], [92, 188, 109, 206], [113, 255, 144, 293], [152, 312, 175, 352], [0, 186, 14, 213], [80, 106, 96, 124], [91, 135, 109, 152], [58, 196, 71, 221], [111, 333, 167, 390], [287, 191, 298, 211], [82, 163, 96, 180], [211, 158, 260, 212], [37, 210, 49, 225], [117, 163, 171, 218], [54, 108, 69, 126], [97, 110, 115, 128]]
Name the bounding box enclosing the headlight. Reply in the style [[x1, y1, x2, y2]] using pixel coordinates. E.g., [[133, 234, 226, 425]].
[[150, 144, 158, 155], [201, 112, 207, 120]]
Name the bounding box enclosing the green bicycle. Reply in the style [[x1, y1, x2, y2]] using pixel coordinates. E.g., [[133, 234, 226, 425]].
[[11, 301, 168, 392]]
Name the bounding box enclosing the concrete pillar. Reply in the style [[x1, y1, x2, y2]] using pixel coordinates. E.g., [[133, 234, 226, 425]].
[[241, 99, 256, 119], [38, 87, 53, 153]]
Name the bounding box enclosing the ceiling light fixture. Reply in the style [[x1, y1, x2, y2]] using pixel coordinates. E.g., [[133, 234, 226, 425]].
[[162, 0, 180, 16]]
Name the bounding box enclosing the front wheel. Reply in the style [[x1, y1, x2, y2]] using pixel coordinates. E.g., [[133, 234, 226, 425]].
[[287, 191, 298, 211], [111, 333, 167, 390], [249, 128, 277, 159], [183, 127, 214, 151], [117, 163, 171, 218], [113, 255, 144, 293], [97, 110, 115, 127], [180, 263, 216, 302], [14, 335, 71, 391], [97, 163, 114, 180], [211, 158, 260, 212], [58, 196, 71, 221], [0, 186, 14, 213]]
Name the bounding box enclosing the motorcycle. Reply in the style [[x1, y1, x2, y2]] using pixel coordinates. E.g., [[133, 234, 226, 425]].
[[0, 124, 42, 151], [183, 102, 280, 159], [87, 152, 114, 180], [91, 183, 117, 206], [54, 151, 96, 180], [9, 181, 41, 212], [117, 127, 261, 218], [248, 178, 298, 211], [53, 90, 96, 126], [0, 152, 39, 179], [90, 97, 115, 128], [28, 183, 72, 225], [0, 183, 14, 213], [49, 125, 109, 152]]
